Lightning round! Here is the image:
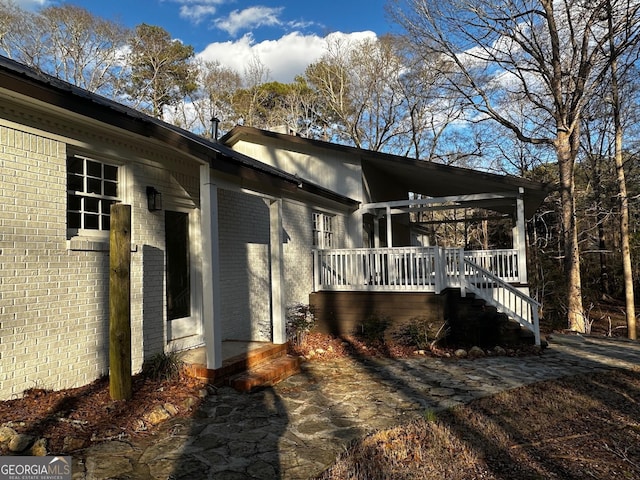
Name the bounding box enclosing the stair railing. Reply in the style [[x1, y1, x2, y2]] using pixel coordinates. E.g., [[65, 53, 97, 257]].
[[462, 258, 541, 346]]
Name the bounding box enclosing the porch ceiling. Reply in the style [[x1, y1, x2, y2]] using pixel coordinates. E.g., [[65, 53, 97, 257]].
[[361, 154, 550, 219]]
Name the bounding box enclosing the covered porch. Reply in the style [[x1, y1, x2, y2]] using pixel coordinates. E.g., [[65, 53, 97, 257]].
[[313, 188, 543, 345]]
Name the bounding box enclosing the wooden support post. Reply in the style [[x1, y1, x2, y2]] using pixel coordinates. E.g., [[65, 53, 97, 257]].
[[515, 187, 528, 283], [109, 204, 132, 401]]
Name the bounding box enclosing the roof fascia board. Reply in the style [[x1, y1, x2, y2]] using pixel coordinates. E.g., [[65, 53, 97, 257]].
[[362, 192, 519, 212]]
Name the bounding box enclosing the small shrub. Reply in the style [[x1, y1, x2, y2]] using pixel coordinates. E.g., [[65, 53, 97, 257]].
[[423, 409, 438, 422], [286, 303, 316, 346], [405, 316, 433, 350], [360, 313, 391, 343], [143, 351, 183, 381], [394, 318, 451, 350]]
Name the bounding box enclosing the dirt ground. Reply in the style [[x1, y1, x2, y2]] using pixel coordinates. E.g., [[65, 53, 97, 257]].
[[0, 305, 638, 480], [0, 373, 208, 455], [319, 367, 640, 480]]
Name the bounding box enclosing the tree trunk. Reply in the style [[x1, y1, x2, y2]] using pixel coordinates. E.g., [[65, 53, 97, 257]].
[[556, 131, 585, 332], [607, 0, 636, 340], [615, 134, 636, 339], [609, 73, 635, 339]]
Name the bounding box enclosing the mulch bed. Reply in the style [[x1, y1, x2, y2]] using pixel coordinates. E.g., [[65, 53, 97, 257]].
[[0, 373, 207, 455], [0, 332, 541, 456]]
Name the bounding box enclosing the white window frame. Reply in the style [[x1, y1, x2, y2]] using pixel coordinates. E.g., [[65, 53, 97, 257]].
[[312, 211, 334, 248], [66, 154, 121, 239]]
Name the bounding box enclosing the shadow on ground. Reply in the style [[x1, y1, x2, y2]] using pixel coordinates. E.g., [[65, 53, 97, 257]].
[[152, 334, 640, 479]]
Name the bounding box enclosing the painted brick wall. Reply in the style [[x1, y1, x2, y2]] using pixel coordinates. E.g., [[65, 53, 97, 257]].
[[281, 200, 347, 309], [0, 126, 113, 399], [0, 123, 201, 400], [217, 188, 271, 341]]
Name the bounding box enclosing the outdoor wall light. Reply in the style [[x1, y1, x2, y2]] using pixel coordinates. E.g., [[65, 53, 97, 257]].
[[146, 186, 162, 212]]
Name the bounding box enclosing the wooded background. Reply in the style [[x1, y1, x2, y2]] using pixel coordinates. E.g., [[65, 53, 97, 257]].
[[2, 0, 638, 336]]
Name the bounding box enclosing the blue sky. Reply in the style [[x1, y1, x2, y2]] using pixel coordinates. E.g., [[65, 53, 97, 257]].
[[15, 0, 394, 82]]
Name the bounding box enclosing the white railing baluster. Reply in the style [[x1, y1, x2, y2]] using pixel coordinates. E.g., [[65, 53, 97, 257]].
[[463, 258, 540, 346], [313, 246, 525, 299]]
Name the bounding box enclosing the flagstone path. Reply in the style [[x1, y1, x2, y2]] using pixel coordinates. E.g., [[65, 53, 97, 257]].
[[72, 334, 640, 480]]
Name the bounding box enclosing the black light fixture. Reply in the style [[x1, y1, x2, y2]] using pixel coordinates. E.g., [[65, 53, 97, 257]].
[[146, 186, 162, 212]]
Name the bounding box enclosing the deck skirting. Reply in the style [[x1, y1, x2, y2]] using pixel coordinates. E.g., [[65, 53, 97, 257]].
[[309, 290, 447, 336]]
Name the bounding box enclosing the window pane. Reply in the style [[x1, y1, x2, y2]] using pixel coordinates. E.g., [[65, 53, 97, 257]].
[[86, 160, 101, 178], [84, 213, 99, 229], [103, 180, 117, 197], [67, 194, 81, 211], [104, 164, 118, 181], [87, 178, 101, 194], [67, 174, 83, 192], [67, 157, 84, 174], [85, 197, 99, 213], [66, 157, 119, 232], [67, 212, 81, 229], [101, 199, 115, 215]]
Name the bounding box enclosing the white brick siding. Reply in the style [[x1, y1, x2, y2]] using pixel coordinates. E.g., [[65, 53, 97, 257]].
[[214, 190, 349, 342], [281, 200, 347, 309], [0, 123, 202, 400], [217, 189, 271, 341], [0, 116, 352, 400]]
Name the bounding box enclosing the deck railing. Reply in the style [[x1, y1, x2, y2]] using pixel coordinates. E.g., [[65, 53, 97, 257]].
[[312, 246, 540, 346], [313, 246, 523, 292], [462, 258, 541, 345]]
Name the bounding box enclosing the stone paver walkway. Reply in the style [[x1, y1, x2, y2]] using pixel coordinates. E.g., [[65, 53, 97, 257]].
[[72, 334, 640, 480]]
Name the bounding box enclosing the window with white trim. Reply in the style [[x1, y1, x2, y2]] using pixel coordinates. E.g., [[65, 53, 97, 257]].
[[67, 155, 119, 235], [312, 211, 334, 248]]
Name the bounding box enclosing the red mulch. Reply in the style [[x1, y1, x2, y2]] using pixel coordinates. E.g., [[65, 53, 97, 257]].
[[0, 373, 207, 455]]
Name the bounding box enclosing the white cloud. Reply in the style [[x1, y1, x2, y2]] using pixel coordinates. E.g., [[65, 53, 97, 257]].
[[180, 5, 217, 24], [162, 0, 223, 24], [197, 30, 377, 83], [214, 6, 284, 37]]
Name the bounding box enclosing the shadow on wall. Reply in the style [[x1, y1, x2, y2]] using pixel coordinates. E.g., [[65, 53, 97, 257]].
[[142, 245, 165, 362], [217, 190, 271, 341]]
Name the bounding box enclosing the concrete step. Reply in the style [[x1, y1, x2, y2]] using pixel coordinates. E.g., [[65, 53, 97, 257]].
[[230, 355, 302, 393]]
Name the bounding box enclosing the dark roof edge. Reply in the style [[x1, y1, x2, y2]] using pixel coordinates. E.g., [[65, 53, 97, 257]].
[[221, 125, 553, 194], [0, 55, 357, 207]]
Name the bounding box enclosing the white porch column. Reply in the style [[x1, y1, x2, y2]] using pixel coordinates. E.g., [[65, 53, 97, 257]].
[[386, 205, 393, 247], [199, 165, 222, 369], [373, 215, 381, 248], [270, 199, 286, 344], [514, 187, 528, 283]]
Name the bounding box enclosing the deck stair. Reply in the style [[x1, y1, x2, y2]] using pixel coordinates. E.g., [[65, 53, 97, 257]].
[[183, 342, 301, 392], [445, 289, 536, 347]]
